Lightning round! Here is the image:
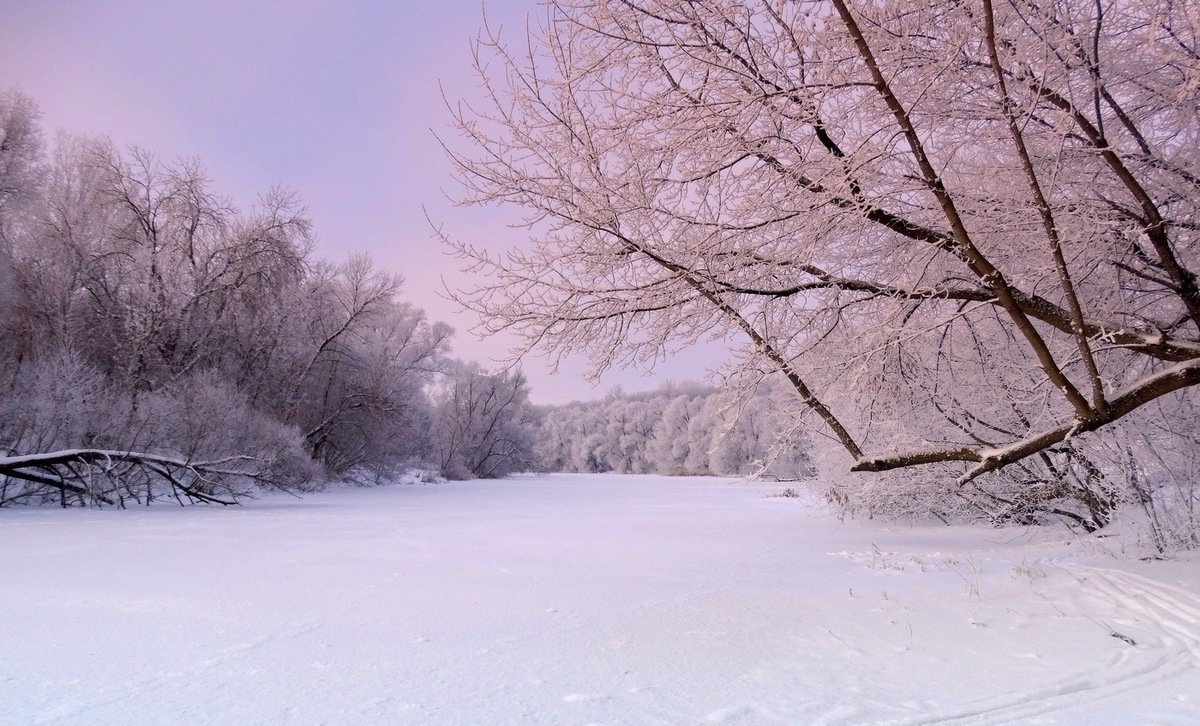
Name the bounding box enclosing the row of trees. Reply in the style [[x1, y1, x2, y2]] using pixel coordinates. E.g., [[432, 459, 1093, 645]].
[[0, 91, 532, 506], [444, 0, 1200, 548], [532, 382, 813, 479]]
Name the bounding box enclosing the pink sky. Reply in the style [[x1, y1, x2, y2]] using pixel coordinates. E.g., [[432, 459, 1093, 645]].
[[0, 0, 727, 403]]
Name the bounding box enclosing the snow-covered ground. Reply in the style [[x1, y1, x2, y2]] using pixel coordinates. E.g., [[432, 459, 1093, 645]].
[[2, 474, 1198, 724]]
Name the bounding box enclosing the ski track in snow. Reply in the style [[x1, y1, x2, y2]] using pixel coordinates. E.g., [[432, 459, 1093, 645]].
[[885, 564, 1200, 725], [1078, 567, 1200, 663]]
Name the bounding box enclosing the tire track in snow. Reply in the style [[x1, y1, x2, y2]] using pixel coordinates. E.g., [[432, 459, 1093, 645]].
[[884, 565, 1200, 725]]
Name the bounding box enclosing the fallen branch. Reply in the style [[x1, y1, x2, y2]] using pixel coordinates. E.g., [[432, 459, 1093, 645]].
[[0, 448, 265, 507]]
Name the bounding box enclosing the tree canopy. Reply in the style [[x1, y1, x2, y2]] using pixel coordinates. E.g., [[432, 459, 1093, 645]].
[[445, 0, 1200, 538]]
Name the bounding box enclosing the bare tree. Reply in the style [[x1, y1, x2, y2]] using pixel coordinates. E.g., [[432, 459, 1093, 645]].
[[0, 99, 457, 505], [444, 1, 1200, 516], [432, 363, 534, 479], [0, 90, 42, 217], [0, 91, 45, 375]]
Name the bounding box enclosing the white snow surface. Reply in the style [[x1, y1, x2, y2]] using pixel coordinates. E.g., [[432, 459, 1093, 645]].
[[2, 473, 1199, 724]]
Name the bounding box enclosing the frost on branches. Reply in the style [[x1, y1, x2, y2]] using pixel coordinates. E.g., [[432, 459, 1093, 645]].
[[444, 1, 1200, 543], [0, 92, 526, 506]]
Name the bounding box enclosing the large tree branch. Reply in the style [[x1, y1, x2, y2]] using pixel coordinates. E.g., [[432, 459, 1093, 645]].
[[984, 0, 1107, 414], [1015, 70, 1200, 330], [832, 0, 1094, 420], [852, 359, 1200, 482], [603, 225, 866, 460]]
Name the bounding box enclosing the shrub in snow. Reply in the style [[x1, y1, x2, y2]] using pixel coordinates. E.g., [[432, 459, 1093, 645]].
[[0, 362, 319, 507]]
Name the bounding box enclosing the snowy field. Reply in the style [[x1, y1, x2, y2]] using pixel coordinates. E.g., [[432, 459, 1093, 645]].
[[2, 474, 1199, 725]]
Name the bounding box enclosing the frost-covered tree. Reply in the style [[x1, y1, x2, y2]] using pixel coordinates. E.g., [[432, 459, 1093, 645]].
[[432, 363, 534, 479], [0, 91, 44, 375], [646, 394, 699, 475], [0, 90, 42, 220], [0, 95, 461, 506], [531, 404, 579, 472], [445, 0, 1200, 532], [248, 254, 451, 476], [528, 381, 812, 479]]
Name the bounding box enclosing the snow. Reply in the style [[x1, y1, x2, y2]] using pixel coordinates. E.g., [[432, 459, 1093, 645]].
[[2, 473, 1198, 724]]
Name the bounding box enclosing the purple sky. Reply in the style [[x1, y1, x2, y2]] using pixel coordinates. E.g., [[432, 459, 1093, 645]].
[[0, 0, 727, 403]]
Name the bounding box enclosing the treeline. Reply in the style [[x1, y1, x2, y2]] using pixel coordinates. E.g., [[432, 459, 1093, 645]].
[[531, 381, 813, 480], [0, 91, 532, 506]]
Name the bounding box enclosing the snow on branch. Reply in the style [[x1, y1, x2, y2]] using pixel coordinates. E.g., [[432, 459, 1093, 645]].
[[431, 0, 1200, 537], [0, 448, 275, 507], [852, 360, 1200, 483]]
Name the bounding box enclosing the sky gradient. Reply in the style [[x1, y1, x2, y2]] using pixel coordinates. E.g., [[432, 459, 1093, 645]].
[[0, 0, 727, 403]]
